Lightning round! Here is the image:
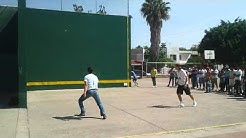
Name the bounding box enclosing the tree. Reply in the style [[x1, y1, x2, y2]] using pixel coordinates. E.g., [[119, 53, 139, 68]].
[[97, 5, 107, 15], [179, 47, 187, 51], [198, 18, 246, 66], [189, 44, 199, 51], [160, 43, 167, 58], [73, 4, 83, 12], [143, 45, 172, 62], [141, 0, 171, 61]]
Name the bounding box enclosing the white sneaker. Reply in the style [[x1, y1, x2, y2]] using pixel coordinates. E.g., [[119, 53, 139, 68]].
[[193, 101, 197, 107], [178, 102, 185, 107]]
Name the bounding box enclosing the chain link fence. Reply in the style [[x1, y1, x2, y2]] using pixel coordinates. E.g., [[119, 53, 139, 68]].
[[144, 62, 176, 77]]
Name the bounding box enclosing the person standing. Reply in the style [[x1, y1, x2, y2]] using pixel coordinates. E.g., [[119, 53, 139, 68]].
[[131, 70, 140, 87], [77, 67, 107, 119], [228, 67, 235, 95], [205, 67, 212, 93], [234, 66, 243, 96], [219, 69, 225, 91], [175, 65, 197, 107], [191, 66, 198, 89], [211, 66, 219, 91], [151, 67, 158, 87], [167, 68, 176, 87], [224, 66, 230, 92], [197, 67, 206, 90]]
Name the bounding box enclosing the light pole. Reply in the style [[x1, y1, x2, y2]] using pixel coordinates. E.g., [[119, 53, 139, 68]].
[[95, 0, 97, 12], [60, 0, 63, 11], [127, 0, 129, 16]]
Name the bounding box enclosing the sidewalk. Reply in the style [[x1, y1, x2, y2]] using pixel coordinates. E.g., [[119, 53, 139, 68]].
[[1, 78, 246, 138]]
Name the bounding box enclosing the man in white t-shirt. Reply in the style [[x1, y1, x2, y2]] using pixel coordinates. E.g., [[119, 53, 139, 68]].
[[176, 65, 197, 107], [211, 66, 219, 91], [77, 67, 107, 119], [234, 66, 243, 95]]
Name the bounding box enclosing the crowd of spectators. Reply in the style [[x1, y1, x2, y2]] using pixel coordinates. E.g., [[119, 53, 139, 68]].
[[167, 64, 246, 98]]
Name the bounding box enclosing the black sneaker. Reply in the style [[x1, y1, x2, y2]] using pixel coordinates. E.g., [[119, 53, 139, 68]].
[[102, 114, 107, 119], [75, 113, 85, 116]]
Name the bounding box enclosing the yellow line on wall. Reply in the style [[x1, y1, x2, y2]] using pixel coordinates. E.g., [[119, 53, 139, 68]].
[[26, 80, 131, 86]]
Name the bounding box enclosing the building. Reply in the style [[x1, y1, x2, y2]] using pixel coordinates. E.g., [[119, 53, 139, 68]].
[[167, 47, 198, 65], [131, 47, 144, 61]]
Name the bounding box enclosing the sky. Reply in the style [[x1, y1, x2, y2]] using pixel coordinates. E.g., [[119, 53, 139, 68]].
[[1, 0, 246, 49]]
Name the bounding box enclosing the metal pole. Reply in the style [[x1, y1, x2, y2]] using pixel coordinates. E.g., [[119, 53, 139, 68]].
[[96, 0, 97, 12], [127, 0, 129, 16], [61, 0, 63, 11]]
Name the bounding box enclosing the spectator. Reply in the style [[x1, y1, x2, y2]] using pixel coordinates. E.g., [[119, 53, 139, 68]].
[[219, 69, 225, 91], [205, 67, 212, 93], [197, 67, 206, 90], [211, 66, 219, 91], [224, 66, 230, 92], [228, 66, 235, 95], [234, 66, 243, 96], [191, 66, 198, 89], [167, 68, 176, 87]]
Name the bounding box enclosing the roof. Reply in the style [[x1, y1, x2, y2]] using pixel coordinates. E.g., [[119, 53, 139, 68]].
[[0, 6, 17, 32], [179, 50, 198, 55], [131, 60, 142, 66]]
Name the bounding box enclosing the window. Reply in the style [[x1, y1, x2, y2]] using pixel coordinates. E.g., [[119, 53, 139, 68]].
[[170, 54, 177, 61]]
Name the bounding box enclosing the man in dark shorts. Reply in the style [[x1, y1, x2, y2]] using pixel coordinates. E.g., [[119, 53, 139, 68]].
[[176, 65, 197, 107]]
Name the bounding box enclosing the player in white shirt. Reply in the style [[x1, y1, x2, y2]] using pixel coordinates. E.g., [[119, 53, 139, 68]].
[[176, 65, 197, 107], [77, 67, 107, 119]]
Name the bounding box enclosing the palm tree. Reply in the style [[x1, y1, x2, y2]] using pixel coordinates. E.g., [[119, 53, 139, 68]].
[[141, 0, 170, 61]]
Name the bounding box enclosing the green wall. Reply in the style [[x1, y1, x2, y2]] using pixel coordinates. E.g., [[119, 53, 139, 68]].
[[19, 8, 130, 92], [0, 6, 18, 107]]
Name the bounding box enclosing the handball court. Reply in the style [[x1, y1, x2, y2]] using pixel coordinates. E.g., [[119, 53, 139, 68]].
[[1, 78, 246, 138]]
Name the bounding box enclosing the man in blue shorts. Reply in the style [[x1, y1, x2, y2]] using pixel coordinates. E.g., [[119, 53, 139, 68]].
[[176, 65, 197, 107]]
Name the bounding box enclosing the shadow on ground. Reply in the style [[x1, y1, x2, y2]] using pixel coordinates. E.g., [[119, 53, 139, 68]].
[[53, 115, 102, 121], [227, 97, 246, 101], [149, 105, 178, 109]]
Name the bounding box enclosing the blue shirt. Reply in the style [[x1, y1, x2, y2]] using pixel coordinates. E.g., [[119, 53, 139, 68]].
[[131, 71, 137, 79]]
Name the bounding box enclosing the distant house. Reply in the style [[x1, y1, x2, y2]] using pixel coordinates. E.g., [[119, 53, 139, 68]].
[[167, 47, 198, 65], [131, 47, 144, 69], [131, 47, 144, 61]]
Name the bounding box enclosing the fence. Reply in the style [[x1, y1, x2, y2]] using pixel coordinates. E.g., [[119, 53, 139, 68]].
[[0, 0, 129, 16], [145, 62, 202, 76]]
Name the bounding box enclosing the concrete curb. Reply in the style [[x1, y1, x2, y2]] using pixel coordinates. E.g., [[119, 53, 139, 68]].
[[16, 108, 29, 138]]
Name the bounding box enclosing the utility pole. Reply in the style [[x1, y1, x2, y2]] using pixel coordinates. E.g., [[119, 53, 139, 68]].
[[61, 0, 63, 11], [127, 0, 129, 16], [95, 0, 97, 12]]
